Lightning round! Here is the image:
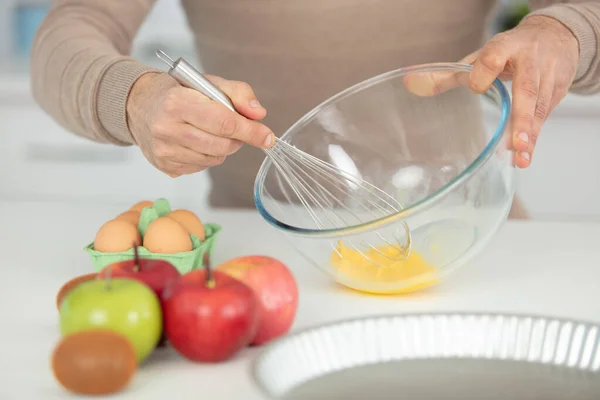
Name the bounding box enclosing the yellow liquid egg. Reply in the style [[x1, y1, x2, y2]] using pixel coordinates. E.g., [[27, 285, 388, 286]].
[[330, 241, 439, 295]]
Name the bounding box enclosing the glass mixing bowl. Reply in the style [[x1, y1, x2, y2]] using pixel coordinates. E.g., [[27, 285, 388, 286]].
[[254, 63, 514, 295]]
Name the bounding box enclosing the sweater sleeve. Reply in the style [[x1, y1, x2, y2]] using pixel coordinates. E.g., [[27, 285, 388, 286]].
[[526, 1, 600, 95], [30, 0, 160, 146]]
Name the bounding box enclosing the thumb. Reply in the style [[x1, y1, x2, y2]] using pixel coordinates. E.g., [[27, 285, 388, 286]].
[[205, 74, 267, 121], [459, 50, 479, 65], [402, 51, 479, 97]]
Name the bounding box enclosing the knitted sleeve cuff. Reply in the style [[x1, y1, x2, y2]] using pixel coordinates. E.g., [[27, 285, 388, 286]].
[[96, 59, 160, 145]]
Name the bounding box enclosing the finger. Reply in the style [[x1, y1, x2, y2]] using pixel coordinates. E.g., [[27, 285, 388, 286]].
[[158, 153, 226, 177], [204, 74, 267, 121], [168, 123, 243, 157], [176, 91, 275, 148], [514, 73, 553, 154], [469, 37, 514, 94], [514, 74, 554, 168], [152, 138, 229, 168], [402, 51, 477, 97], [163, 161, 206, 178], [155, 158, 206, 178], [402, 68, 471, 97], [510, 56, 541, 168], [171, 157, 225, 172]]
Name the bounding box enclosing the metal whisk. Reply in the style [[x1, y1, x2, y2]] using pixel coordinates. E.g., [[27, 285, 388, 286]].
[[156, 50, 412, 263]]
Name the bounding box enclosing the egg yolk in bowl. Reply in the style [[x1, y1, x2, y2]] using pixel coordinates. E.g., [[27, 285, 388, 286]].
[[330, 241, 439, 295]]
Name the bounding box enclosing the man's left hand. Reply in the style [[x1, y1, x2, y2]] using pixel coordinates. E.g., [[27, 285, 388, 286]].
[[466, 16, 579, 168], [404, 16, 580, 168]]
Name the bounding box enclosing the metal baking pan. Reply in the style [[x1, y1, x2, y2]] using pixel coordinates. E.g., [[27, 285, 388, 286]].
[[252, 313, 600, 399]]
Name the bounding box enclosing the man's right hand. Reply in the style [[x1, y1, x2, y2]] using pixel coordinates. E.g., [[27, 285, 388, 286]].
[[126, 72, 275, 177]]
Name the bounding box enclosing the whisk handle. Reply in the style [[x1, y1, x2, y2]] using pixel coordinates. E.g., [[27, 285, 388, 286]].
[[155, 49, 237, 113]]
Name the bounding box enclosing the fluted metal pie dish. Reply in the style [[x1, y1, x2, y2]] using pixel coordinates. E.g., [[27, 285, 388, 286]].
[[251, 313, 600, 399]]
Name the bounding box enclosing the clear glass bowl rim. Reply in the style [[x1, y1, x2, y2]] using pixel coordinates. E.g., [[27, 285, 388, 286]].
[[253, 62, 512, 238]]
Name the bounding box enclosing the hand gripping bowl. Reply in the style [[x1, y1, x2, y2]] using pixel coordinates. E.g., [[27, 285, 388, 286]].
[[254, 63, 514, 295]]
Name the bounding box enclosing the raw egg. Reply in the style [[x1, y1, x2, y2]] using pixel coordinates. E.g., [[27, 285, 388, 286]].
[[94, 220, 142, 253], [143, 217, 193, 254], [51, 330, 137, 395], [116, 210, 141, 227], [56, 273, 98, 310], [130, 200, 153, 213], [167, 209, 206, 241], [330, 241, 439, 295]]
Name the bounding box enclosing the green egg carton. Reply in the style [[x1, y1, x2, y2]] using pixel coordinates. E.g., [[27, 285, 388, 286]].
[[84, 198, 221, 274]]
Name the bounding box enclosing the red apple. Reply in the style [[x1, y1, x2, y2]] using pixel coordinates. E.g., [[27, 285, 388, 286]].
[[215, 255, 298, 346], [161, 265, 259, 362], [98, 246, 181, 346], [98, 248, 181, 298]]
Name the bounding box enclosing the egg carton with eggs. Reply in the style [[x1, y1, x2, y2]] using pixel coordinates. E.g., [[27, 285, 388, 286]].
[[84, 198, 221, 274]]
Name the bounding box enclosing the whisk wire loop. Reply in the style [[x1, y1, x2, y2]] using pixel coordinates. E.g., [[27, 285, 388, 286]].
[[156, 49, 413, 265]]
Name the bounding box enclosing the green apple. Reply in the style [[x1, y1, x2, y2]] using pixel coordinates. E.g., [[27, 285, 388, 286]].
[[59, 277, 162, 363]]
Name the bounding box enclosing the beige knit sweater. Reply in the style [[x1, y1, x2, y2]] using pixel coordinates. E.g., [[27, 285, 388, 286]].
[[30, 0, 600, 215]]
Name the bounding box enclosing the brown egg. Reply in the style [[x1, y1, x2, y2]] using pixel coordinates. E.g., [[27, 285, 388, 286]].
[[143, 217, 193, 254], [167, 209, 206, 241], [56, 273, 98, 310], [129, 200, 154, 213], [52, 330, 137, 395], [94, 220, 142, 253], [116, 210, 141, 227]]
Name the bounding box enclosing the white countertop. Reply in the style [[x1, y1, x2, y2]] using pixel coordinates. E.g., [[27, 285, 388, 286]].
[[2, 200, 600, 399]]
